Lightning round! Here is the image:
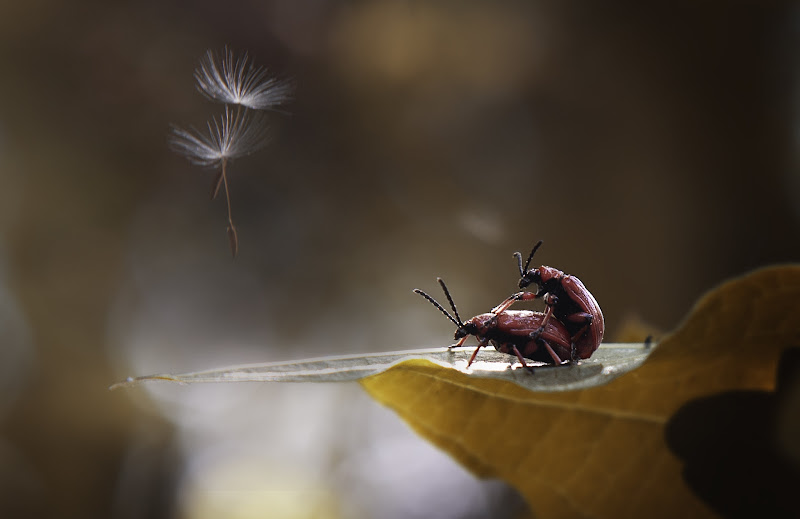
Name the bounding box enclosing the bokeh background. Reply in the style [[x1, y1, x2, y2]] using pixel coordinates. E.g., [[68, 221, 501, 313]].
[[0, 1, 797, 518]]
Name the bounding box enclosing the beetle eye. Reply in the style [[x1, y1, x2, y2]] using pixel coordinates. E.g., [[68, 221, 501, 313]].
[[528, 270, 542, 285], [519, 271, 536, 289]]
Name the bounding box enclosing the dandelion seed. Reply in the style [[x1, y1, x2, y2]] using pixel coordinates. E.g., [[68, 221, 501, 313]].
[[169, 106, 268, 258], [194, 48, 293, 111], [168, 105, 268, 167], [169, 48, 291, 258], [227, 224, 239, 258]]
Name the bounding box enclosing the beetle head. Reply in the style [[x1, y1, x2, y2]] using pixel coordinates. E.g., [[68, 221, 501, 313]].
[[461, 314, 496, 337], [454, 321, 478, 340], [518, 268, 542, 289], [515, 240, 544, 289]]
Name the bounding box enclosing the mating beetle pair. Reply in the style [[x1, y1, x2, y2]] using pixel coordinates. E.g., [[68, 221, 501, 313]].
[[415, 241, 604, 370]]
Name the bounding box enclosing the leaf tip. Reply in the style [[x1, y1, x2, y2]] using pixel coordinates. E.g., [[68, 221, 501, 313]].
[[109, 374, 189, 390], [109, 376, 136, 391]]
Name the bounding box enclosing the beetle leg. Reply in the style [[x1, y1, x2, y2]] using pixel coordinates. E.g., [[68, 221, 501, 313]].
[[466, 337, 491, 367], [448, 334, 470, 350], [564, 311, 593, 326], [564, 312, 594, 357], [516, 291, 539, 301], [490, 295, 517, 314], [509, 345, 534, 373], [560, 313, 596, 362], [528, 300, 557, 342], [490, 291, 538, 313], [568, 324, 590, 343], [542, 340, 565, 365]]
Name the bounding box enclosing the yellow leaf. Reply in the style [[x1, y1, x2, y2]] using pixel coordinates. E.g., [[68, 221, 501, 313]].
[[612, 313, 663, 343], [359, 265, 800, 519]]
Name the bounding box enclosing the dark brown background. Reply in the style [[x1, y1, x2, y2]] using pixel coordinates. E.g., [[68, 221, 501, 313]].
[[0, 1, 797, 518]]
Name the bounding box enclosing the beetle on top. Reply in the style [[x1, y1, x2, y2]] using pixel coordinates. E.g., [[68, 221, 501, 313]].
[[494, 240, 604, 361]]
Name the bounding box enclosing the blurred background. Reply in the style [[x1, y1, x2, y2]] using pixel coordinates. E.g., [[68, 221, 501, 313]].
[[0, 0, 797, 518]]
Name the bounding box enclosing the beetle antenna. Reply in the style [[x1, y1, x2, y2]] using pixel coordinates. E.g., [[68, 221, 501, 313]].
[[414, 289, 460, 328], [521, 240, 543, 273], [436, 277, 464, 327], [514, 251, 525, 277]]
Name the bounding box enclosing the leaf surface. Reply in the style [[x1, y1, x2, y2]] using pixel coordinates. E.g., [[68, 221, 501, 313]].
[[359, 265, 800, 518], [112, 343, 651, 392]]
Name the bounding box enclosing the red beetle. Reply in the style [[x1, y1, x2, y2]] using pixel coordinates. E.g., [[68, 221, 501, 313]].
[[414, 278, 574, 369], [495, 240, 604, 361]]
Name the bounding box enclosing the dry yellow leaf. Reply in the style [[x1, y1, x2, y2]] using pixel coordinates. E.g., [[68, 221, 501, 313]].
[[360, 265, 800, 519]]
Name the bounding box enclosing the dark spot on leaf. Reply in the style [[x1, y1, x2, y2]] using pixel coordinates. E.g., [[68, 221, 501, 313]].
[[665, 348, 800, 518]]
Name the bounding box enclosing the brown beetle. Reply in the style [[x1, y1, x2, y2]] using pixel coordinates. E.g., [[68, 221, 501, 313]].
[[414, 278, 574, 369], [495, 240, 604, 361]]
